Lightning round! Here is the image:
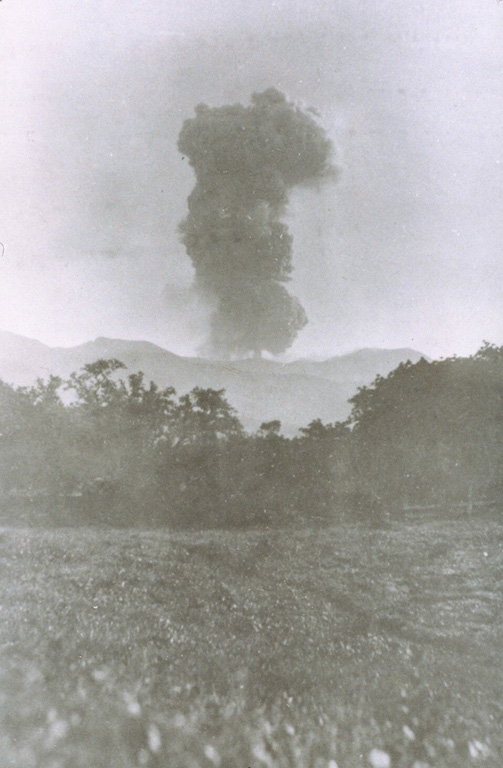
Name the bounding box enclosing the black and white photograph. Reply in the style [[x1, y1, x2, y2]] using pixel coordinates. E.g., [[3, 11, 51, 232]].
[[0, 1, 502, 765]]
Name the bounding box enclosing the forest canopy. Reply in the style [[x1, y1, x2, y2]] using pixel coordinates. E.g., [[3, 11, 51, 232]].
[[0, 344, 501, 527]]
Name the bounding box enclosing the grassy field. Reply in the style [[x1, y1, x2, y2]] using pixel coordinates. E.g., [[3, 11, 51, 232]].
[[0, 518, 502, 767]]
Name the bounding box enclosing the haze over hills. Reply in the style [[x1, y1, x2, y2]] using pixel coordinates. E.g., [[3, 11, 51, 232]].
[[0, 330, 427, 434]]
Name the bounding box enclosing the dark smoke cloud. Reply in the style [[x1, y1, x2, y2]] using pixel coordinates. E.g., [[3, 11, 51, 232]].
[[178, 88, 335, 357]]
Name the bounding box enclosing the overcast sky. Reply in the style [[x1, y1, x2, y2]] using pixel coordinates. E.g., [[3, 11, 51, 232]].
[[1, 0, 502, 359]]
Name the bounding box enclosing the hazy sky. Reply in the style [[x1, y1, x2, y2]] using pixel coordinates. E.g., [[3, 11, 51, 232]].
[[1, 0, 502, 359]]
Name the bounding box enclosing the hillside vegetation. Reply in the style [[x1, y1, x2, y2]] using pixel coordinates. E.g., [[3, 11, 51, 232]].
[[0, 343, 501, 527]]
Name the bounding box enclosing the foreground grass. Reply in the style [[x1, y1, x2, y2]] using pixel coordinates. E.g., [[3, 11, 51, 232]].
[[0, 518, 502, 767]]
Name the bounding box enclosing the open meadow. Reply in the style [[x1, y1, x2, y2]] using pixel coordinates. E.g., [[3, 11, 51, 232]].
[[0, 518, 502, 768]]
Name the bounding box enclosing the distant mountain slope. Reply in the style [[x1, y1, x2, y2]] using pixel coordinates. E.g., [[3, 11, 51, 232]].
[[0, 330, 427, 434]]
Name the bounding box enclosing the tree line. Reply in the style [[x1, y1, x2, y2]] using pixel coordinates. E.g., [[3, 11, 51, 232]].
[[0, 344, 501, 527]]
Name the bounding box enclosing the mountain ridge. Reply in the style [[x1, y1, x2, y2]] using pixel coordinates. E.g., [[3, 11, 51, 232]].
[[0, 330, 428, 434]]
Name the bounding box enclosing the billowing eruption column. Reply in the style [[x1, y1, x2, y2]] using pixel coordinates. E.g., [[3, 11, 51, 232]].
[[178, 88, 334, 357]]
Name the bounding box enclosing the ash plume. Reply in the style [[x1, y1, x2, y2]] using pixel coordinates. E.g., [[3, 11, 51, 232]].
[[178, 88, 335, 357]]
